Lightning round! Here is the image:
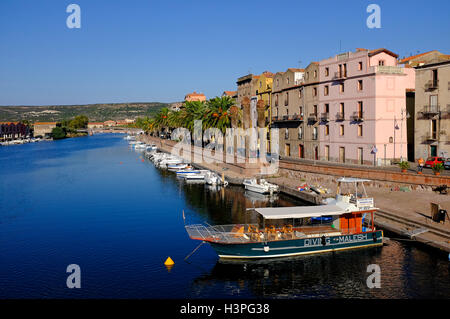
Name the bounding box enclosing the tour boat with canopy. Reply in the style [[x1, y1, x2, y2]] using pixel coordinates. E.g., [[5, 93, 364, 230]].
[[184, 178, 383, 259]]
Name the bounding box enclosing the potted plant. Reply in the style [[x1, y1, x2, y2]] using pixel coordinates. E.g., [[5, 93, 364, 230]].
[[432, 163, 444, 176], [398, 161, 409, 173]]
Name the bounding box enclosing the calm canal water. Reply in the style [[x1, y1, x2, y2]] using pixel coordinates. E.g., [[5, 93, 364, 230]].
[[0, 134, 449, 299]]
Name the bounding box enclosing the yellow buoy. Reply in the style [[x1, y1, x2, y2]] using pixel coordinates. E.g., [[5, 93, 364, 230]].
[[164, 257, 174, 266]]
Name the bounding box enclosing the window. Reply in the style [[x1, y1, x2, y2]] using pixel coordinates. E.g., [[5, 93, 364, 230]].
[[358, 148, 363, 165], [343, 64, 347, 77], [325, 125, 329, 136], [314, 70, 317, 78], [339, 83, 345, 93], [378, 60, 385, 66], [277, 79, 279, 87], [313, 87, 318, 96], [357, 125, 363, 137], [432, 69, 438, 86], [324, 145, 330, 161], [358, 80, 363, 91], [285, 92, 289, 106], [259, 81, 262, 88], [299, 106, 303, 116], [325, 67, 329, 76], [285, 128, 289, 139], [275, 94, 278, 106], [313, 127, 318, 140], [357, 101, 363, 117], [287, 77, 290, 85], [339, 147, 345, 163], [299, 89, 303, 98], [340, 125, 344, 136], [324, 85, 329, 96], [324, 103, 329, 113], [313, 105, 318, 116], [298, 126, 303, 139], [358, 62, 363, 71]]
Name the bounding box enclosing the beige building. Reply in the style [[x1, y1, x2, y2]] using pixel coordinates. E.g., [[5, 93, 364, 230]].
[[236, 74, 259, 108], [33, 122, 57, 137], [271, 68, 309, 158], [88, 122, 104, 129], [185, 91, 206, 102], [414, 59, 450, 159]]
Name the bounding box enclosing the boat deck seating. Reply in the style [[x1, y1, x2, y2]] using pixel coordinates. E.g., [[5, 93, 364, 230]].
[[185, 223, 345, 244]]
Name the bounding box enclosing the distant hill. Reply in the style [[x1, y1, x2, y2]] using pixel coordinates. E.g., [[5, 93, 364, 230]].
[[0, 102, 172, 122]]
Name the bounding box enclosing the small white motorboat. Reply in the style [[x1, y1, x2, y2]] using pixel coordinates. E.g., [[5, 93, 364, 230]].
[[243, 178, 279, 194], [168, 163, 190, 171], [204, 171, 228, 186]]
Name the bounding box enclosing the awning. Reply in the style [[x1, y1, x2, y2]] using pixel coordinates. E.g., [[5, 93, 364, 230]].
[[250, 205, 346, 220]]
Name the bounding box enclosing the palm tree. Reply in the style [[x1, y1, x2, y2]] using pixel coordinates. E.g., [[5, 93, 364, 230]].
[[204, 96, 237, 132]]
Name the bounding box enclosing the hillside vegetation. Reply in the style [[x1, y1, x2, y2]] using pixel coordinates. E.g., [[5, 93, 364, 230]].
[[0, 102, 170, 122]]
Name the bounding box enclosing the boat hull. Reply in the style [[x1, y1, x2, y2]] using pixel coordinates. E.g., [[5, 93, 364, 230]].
[[209, 230, 383, 259]]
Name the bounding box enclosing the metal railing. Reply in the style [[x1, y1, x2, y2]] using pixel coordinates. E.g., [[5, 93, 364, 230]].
[[308, 113, 318, 122], [336, 112, 345, 121], [320, 112, 330, 122], [351, 111, 364, 122], [425, 80, 439, 90]]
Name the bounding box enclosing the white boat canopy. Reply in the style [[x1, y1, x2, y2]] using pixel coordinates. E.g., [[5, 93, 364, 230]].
[[249, 205, 346, 220], [337, 177, 371, 183]]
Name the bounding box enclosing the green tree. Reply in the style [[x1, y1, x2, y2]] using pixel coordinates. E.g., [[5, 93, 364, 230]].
[[69, 115, 89, 129], [51, 126, 66, 139]]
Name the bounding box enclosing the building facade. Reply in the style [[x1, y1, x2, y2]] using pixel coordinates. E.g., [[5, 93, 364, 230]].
[[33, 122, 57, 137], [0, 122, 30, 140], [414, 59, 450, 159], [185, 91, 206, 102], [318, 48, 415, 165]]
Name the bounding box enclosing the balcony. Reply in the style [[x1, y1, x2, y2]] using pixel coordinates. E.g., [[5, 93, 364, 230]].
[[333, 71, 347, 80], [375, 66, 404, 75], [308, 113, 318, 123], [425, 80, 439, 91], [424, 132, 438, 142], [335, 112, 345, 121], [419, 105, 440, 119], [290, 113, 304, 121], [351, 112, 364, 122], [320, 112, 330, 123]]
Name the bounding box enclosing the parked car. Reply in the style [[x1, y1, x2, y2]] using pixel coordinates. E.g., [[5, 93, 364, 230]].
[[444, 158, 450, 170], [424, 156, 445, 168]]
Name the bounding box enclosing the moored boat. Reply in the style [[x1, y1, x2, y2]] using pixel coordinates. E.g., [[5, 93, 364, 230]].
[[243, 178, 279, 194], [185, 178, 382, 259]]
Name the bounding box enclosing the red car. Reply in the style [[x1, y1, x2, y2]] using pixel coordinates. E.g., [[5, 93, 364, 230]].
[[424, 156, 444, 168]]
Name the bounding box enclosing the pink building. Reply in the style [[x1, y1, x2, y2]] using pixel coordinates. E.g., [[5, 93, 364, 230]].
[[318, 48, 415, 165]]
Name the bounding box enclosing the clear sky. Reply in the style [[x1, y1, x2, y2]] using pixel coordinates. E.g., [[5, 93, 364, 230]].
[[1, 0, 449, 106]]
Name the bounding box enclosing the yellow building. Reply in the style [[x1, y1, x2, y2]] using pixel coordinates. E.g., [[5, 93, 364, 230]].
[[255, 71, 274, 125]]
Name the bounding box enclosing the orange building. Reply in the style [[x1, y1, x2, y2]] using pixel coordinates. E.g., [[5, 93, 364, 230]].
[[184, 91, 206, 102]]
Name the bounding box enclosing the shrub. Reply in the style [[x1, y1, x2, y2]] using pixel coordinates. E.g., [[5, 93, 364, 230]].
[[432, 162, 444, 173], [398, 161, 409, 170], [51, 126, 66, 140]]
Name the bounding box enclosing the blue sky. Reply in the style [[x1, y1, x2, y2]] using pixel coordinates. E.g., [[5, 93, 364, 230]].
[[1, 0, 449, 106]]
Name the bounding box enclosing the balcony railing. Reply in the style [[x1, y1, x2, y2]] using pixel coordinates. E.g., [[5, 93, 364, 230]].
[[375, 66, 404, 75], [335, 112, 345, 121], [320, 112, 329, 123], [308, 113, 318, 122], [290, 113, 304, 121], [351, 111, 364, 122], [424, 132, 438, 141], [425, 80, 439, 91], [419, 105, 440, 118], [333, 71, 347, 80]]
